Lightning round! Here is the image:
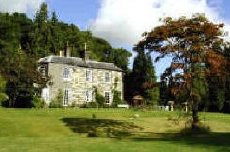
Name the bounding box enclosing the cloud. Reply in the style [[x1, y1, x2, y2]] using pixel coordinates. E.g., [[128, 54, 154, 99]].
[[0, 0, 45, 13], [91, 0, 229, 47], [91, 0, 230, 78]]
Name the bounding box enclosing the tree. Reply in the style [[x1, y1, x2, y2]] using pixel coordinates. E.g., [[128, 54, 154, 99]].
[[33, 2, 53, 57], [131, 49, 159, 105], [0, 3, 132, 108], [137, 14, 227, 128], [105, 48, 132, 72]]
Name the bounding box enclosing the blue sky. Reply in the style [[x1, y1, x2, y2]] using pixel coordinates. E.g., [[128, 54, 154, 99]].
[[45, 0, 230, 30], [0, 0, 230, 78], [46, 0, 100, 29]]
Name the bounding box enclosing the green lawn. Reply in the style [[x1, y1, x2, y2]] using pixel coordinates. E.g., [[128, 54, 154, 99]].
[[0, 108, 229, 152]]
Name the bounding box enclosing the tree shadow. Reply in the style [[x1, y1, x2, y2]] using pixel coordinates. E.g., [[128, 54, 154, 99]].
[[62, 117, 230, 150], [62, 117, 142, 137], [132, 132, 230, 151]]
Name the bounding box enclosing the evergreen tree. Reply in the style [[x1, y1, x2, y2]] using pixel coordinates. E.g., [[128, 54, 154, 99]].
[[33, 2, 52, 57], [131, 49, 159, 105]]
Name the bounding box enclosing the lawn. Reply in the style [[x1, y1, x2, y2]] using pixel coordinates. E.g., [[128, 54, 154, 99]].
[[0, 108, 229, 152]]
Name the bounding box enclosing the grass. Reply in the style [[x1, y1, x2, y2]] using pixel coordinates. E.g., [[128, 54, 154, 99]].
[[0, 108, 230, 152]]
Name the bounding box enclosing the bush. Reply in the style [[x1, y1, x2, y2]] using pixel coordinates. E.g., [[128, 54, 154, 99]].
[[86, 102, 98, 108], [49, 89, 63, 108], [32, 96, 46, 108], [96, 92, 105, 107], [0, 75, 8, 107], [112, 90, 122, 107]]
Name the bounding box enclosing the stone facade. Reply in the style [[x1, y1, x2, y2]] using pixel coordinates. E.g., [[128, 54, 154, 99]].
[[39, 55, 123, 106]]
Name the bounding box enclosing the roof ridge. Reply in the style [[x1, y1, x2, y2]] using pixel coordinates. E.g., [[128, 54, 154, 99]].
[[39, 55, 122, 72]]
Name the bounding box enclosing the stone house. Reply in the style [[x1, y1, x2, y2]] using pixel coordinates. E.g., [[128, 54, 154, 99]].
[[38, 50, 123, 106]]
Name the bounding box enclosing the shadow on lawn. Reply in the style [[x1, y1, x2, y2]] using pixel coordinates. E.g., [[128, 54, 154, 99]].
[[132, 132, 230, 151], [62, 117, 230, 150], [62, 117, 142, 137]]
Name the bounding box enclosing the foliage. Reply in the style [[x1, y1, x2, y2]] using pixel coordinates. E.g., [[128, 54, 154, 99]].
[[95, 92, 105, 107], [0, 3, 131, 108], [130, 49, 158, 104], [137, 14, 228, 126], [0, 75, 8, 105], [145, 87, 160, 105], [49, 89, 63, 108], [32, 96, 46, 108], [104, 48, 132, 72], [112, 90, 123, 107]]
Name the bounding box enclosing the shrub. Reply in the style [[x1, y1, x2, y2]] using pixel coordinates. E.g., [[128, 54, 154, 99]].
[[32, 96, 46, 108], [49, 89, 63, 108], [86, 102, 98, 108], [112, 90, 122, 107], [96, 92, 105, 107]]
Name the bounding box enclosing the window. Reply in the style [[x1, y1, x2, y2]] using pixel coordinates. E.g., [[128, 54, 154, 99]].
[[105, 72, 110, 82], [85, 90, 93, 102], [40, 67, 46, 77], [63, 89, 69, 106], [105, 92, 111, 104], [39, 65, 47, 78], [41, 88, 49, 102], [63, 68, 70, 79], [86, 70, 92, 82]]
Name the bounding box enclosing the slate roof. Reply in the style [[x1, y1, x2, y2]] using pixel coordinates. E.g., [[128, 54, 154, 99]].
[[38, 56, 123, 72]]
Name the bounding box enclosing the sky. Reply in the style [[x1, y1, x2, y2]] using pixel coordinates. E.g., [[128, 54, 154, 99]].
[[0, 0, 230, 78]]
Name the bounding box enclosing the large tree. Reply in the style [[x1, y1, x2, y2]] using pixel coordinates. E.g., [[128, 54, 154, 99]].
[[137, 14, 227, 128]]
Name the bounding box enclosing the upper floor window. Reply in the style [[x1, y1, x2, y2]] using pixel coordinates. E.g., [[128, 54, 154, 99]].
[[105, 72, 110, 82], [86, 70, 92, 82], [63, 68, 70, 79]]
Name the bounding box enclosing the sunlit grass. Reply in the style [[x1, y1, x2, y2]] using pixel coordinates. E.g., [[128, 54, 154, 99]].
[[0, 108, 229, 152]]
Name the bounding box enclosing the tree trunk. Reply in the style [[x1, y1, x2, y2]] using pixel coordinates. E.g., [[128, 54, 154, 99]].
[[192, 101, 199, 129]]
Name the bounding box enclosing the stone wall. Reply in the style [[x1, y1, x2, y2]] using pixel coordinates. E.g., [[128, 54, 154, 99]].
[[44, 63, 123, 106]]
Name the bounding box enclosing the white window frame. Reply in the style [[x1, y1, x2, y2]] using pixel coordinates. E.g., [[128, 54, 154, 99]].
[[41, 88, 49, 103], [105, 72, 110, 82], [104, 91, 111, 104], [86, 69, 93, 82], [63, 67, 72, 81], [63, 89, 70, 106], [85, 90, 93, 102]]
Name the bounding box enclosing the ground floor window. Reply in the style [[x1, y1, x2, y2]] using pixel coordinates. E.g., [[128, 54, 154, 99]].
[[105, 92, 111, 104], [63, 89, 70, 106], [85, 90, 93, 102], [41, 88, 49, 102]]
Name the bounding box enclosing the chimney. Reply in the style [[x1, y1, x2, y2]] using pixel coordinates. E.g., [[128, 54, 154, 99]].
[[66, 42, 71, 57], [59, 50, 64, 57]]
